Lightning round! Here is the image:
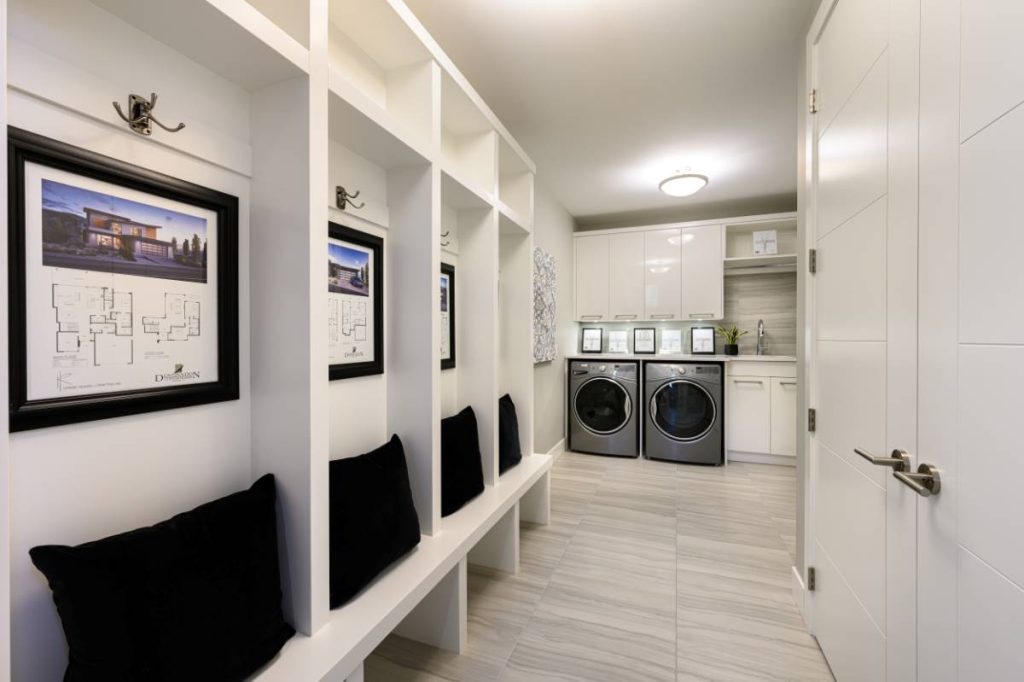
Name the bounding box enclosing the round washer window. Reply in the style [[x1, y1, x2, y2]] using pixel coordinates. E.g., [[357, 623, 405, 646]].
[[574, 377, 631, 435], [650, 380, 716, 442]]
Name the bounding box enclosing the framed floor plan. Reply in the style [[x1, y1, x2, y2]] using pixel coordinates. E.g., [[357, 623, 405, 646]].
[[328, 221, 384, 380], [7, 127, 239, 431]]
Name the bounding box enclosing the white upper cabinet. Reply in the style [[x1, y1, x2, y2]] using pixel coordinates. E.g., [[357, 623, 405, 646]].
[[575, 234, 610, 320], [608, 232, 645, 320], [644, 228, 682, 321], [680, 224, 724, 320]]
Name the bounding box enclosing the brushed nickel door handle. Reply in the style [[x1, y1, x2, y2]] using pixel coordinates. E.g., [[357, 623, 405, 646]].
[[854, 448, 912, 472], [893, 463, 941, 497]]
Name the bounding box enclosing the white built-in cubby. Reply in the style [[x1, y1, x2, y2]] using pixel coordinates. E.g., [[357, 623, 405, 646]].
[[723, 213, 798, 275], [1, 0, 550, 680]]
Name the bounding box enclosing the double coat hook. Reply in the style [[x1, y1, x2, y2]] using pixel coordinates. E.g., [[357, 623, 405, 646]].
[[336, 186, 365, 210], [113, 93, 185, 136]]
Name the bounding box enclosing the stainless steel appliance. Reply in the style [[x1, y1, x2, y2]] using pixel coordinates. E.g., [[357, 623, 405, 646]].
[[568, 360, 639, 457], [643, 362, 723, 465]]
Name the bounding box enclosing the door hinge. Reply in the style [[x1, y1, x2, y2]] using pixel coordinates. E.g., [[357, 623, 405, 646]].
[[809, 89, 819, 114], [808, 248, 818, 274], [808, 566, 817, 591], [808, 408, 817, 433]]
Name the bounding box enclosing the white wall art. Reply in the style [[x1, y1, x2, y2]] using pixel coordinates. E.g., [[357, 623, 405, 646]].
[[533, 247, 557, 363]]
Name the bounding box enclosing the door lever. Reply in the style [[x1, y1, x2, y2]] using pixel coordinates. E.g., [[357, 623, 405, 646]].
[[854, 448, 911, 472], [893, 464, 941, 497]]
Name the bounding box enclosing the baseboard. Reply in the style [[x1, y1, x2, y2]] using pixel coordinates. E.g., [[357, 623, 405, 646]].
[[545, 438, 566, 459], [791, 565, 811, 630], [728, 451, 796, 466]]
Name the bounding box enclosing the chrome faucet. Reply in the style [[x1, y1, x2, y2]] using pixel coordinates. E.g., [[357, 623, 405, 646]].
[[756, 319, 766, 356]]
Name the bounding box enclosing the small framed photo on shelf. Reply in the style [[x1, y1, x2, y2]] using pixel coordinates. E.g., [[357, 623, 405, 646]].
[[607, 330, 629, 354], [581, 328, 603, 353], [440, 262, 455, 370], [633, 328, 656, 355], [691, 326, 716, 355], [659, 329, 683, 354]]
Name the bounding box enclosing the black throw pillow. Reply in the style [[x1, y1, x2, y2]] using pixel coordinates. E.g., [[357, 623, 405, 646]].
[[441, 406, 486, 516], [329, 434, 421, 608], [498, 394, 523, 474], [29, 474, 294, 682]]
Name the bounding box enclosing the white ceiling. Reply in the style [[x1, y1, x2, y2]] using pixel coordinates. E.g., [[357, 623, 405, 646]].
[[404, 0, 817, 225]]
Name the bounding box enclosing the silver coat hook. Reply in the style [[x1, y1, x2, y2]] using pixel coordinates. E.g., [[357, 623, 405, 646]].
[[113, 93, 185, 136], [336, 186, 365, 210]]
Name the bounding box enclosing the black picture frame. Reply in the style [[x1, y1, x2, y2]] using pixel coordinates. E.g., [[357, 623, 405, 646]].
[[328, 221, 384, 380], [440, 262, 455, 370], [633, 327, 656, 355], [7, 127, 240, 432], [580, 327, 602, 353], [690, 326, 716, 355]]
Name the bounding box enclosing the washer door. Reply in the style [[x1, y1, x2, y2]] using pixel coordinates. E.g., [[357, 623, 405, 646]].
[[650, 380, 716, 442], [574, 377, 632, 435]]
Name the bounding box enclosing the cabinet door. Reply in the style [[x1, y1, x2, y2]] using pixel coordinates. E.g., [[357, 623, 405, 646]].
[[769, 377, 797, 457], [680, 224, 724, 321], [644, 228, 682, 321], [575, 235, 609, 320], [608, 232, 645, 320], [727, 375, 771, 454]]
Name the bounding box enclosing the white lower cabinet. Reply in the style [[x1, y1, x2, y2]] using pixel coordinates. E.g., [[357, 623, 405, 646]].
[[726, 361, 797, 463], [769, 377, 797, 456], [727, 376, 772, 454]]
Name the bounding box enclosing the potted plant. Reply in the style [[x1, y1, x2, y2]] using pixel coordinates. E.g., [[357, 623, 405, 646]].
[[716, 324, 748, 356]]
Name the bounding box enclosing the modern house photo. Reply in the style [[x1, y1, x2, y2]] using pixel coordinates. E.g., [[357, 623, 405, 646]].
[[1, 1, 1021, 681]]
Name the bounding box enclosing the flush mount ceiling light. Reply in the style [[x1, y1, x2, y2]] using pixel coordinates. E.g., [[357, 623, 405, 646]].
[[659, 173, 708, 198]]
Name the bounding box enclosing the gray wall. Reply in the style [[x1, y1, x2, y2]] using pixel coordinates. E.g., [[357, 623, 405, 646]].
[[724, 272, 797, 357], [533, 182, 577, 454]]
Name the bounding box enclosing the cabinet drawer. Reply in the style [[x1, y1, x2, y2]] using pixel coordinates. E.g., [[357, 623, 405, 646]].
[[727, 375, 772, 454]]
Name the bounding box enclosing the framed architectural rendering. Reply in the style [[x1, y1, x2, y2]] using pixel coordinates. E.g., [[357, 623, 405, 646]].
[[328, 222, 383, 380], [7, 127, 239, 431], [690, 326, 716, 355], [581, 327, 602, 353], [633, 328, 656, 354], [440, 262, 455, 370]]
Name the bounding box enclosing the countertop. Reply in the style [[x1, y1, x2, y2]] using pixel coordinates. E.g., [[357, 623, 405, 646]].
[[566, 353, 796, 363]]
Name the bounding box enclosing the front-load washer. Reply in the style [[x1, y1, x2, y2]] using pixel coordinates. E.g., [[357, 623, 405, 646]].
[[568, 360, 639, 457], [644, 362, 723, 465]]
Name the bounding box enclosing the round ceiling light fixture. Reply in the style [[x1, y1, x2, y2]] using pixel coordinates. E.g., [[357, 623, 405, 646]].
[[659, 173, 709, 198]]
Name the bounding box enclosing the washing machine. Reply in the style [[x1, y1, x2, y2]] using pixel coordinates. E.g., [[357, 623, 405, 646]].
[[568, 360, 639, 457], [644, 362, 724, 465]]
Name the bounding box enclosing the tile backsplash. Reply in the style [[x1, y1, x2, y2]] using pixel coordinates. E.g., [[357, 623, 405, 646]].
[[576, 272, 797, 356]]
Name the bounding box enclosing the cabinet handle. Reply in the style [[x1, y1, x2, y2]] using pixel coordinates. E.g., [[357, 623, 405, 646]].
[[581, 315, 604, 320], [779, 380, 797, 386], [614, 314, 637, 320], [688, 313, 714, 319], [651, 314, 676, 319], [732, 379, 764, 385]]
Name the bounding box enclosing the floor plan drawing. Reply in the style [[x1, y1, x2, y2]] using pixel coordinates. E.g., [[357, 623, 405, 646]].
[[142, 293, 201, 342], [52, 283, 134, 366]]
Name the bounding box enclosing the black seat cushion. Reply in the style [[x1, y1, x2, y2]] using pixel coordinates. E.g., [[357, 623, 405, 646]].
[[329, 435, 421, 608], [498, 394, 523, 474], [29, 474, 294, 682], [441, 406, 486, 516]]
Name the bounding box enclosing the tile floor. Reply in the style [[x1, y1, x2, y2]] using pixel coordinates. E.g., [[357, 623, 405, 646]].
[[366, 452, 833, 681]]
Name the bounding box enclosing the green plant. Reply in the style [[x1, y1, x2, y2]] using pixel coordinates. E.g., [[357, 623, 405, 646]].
[[715, 324, 748, 345]]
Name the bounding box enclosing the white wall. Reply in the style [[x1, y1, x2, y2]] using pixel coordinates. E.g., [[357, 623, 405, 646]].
[[6, 1, 253, 678], [532, 182, 576, 455]]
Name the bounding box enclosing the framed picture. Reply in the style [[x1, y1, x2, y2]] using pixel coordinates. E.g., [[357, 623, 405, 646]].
[[691, 326, 716, 355], [440, 262, 455, 370], [607, 330, 628, 354], [7, 127, 239, 431], [328, 222, 383, 380], [581, 327, 602, 353], [633, 328, 656, 354], [660, 328, 683, 354]]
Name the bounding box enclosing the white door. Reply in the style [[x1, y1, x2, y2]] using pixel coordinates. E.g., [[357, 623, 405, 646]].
[[917, 1, 1024, 679], [607, 232, 645, 321], [575, 234, 609, 321], [644, 228, 681, 321], [807, 0, 918, 679], [680, 224, 724, 321]]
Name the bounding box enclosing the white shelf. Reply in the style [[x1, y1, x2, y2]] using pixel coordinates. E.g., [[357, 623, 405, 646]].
[[254, 454, 553, 682], [724, 254, 798, 269], [498, 201, 532, 234], [92, 0, 309, 90], [441, 162, 495, 207]]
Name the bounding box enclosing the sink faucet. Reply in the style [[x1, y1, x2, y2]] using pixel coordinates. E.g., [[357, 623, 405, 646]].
[[756, 319, 766, 356]]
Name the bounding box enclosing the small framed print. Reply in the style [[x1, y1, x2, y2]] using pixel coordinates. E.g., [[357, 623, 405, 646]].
[[581, 327, 602, 353], [328, 222, 384, 380], [633, 328, 656, 355], [440, 262, 455, 370], [607, 330, 628, 354], [691, 326, 716, 355], [660, 329, 683, 354]]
